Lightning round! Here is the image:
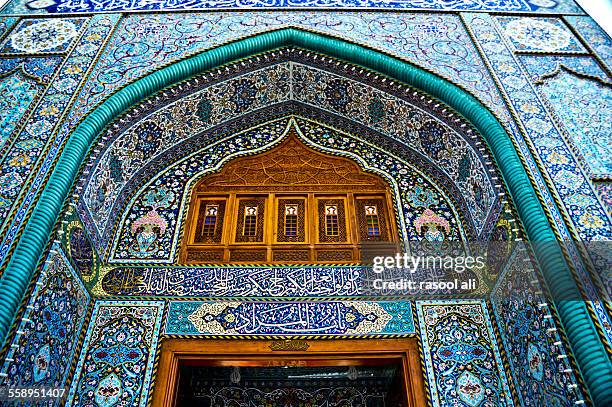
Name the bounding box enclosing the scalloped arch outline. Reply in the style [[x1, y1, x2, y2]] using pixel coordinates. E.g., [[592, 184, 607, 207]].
[[0, 28, 609, 404]]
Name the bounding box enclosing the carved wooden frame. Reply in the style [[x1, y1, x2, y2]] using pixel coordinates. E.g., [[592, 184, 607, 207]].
[[179, 133, 399, 264], [151, 338, 427, 407]]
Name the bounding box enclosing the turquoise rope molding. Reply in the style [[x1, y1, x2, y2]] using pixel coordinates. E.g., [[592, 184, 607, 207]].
[[0, 28, 609, 404]]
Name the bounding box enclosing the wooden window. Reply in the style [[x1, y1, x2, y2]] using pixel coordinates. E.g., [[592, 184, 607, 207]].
[[181, 133, 398, 264], [356, 197, 390, 242], [202, 205, 219, 237], [284, 204, 298, 237], [324, 204, 339, 236], [365, 205, 380, 236], [193, 199, 226, 244], [235, 198, 265, 243], [243, 206, 258, 237]]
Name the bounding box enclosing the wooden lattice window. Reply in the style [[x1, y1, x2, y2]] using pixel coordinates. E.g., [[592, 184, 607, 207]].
[[365, 205, 380, 236], [181, 133, 398, 264]]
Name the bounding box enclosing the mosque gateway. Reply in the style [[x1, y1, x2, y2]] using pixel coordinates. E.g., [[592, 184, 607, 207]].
[[0, 0, 610, 406]]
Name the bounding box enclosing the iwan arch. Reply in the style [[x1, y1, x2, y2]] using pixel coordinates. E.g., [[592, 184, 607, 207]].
[[0, 23, 609, 407]]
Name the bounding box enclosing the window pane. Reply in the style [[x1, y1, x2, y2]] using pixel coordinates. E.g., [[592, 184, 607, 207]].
[[325, 205, 339, 236], [235, 199, 265, 243], [357, 198, 388, 241], [243, 206, 258, 237], [365, 205, 380, 236], [284, 204, 298, 237], [202, 205, 219, 237]]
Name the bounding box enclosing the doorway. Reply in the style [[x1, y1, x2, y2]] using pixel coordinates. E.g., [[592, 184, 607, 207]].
[[152, 339, 426, 407]]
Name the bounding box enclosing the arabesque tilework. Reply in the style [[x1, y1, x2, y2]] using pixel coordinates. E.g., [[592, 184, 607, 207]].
[[0, 14, 119, 267], [463, 12, 612, 348], [490, 246, 587, 405], [0, 17, 86, 54], [0, 2, 609, 406], [416, 300, 514, 407], [0, 0, 583, 14], [165, 301, 415, 336], [0, 245, 89, 405], [66, 301, 164, 407]]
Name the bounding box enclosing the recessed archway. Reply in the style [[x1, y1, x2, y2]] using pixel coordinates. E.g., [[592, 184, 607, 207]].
[[0, 28, 608, 403]]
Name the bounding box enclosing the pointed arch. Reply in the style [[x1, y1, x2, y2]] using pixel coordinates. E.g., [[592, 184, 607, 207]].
[[0, 28, 609, 403]]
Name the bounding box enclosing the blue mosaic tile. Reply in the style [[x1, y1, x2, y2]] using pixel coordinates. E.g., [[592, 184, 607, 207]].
[[74, 12, 507, 120], [490, 247, 587, 406], [465, 11, 612, 346], [0, 245, 90, 405], [539, 69, 611, 178], [0, 16, 18, 38], [519, 54, 608, 82], [0, 14, 119, 267], [0, 0, 583, 14], [416, 300, 514, 407], [0, 17, 87, 54], [497, 16, 586, 53], [165, 301, 415, 336], [0, 55, 63, 82], [65, 300, 164, 407], [565, 15, 612, 72]]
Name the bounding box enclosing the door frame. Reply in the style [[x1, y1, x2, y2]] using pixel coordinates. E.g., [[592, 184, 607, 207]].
[[151, 338, 427, 407]]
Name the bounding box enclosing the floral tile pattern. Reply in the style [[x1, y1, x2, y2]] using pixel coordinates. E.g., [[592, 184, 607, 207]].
[[0, 3, 608, 407], [416, 300, 514, 407], [0, 0, 583, 14], [0, 14, 119, 267], [65, 301, 164, 407], [519, 54, 608, 82], [79, 57, 500, 260], [565, 15, 612, 72], [0, 17, 87, 54], [107, 117, 473, 262], [0, 245, 89, 406], [0, 71, 41, 153], [539, 70, 611, 178], [74, 12, 507, 120], [490, 246, 587, 406], [497, 16, 585, 53], [165, 301, 415, 336], [465, 12, 612, 346]]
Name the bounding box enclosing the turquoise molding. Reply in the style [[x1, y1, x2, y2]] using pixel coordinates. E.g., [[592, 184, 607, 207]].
[[0, 28, 609, 404]]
